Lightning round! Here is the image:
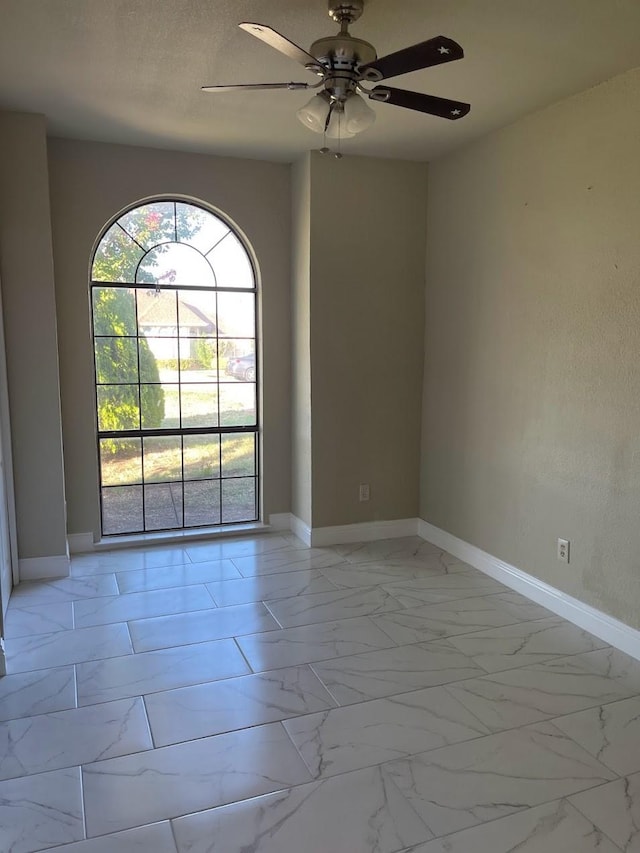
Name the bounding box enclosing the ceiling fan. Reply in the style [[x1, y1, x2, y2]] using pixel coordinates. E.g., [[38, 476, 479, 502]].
[[202, 0, 470, 144]]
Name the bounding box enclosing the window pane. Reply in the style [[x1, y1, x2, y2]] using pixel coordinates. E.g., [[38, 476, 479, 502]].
[[140, 383, 172, 430], [137, 289, 178, 336], [97, 385, 140, 431], [137, 243, 215, 288], [119, 201, 175, 250], [221, 434, 256, 478], [178, 291, 217, 334], [179, 337, 217, 379], [219, 383, 256, 427], [221, 341, 255, 382], [143, 436, 182, 483], [176, 203, 230, 254], [95, 338, 138, 384], [100, 438, 142, 486], [92, 226, 143, 283], [217, 292, 255, 339], [222, 478, 257, 523], [207, 233, 254, 289], [181, 384, 219, 428], [183, 435, 220, 480], [184, 481, 221, 527], [139, 338, 177, 377], [144, 483, 183, 530], [102, 486, 143, 534], [92, 287, 137, 336]]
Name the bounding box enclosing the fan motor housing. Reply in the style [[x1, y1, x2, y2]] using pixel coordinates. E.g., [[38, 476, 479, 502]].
[[310, 35, 377, 67], [310, 34, 377, 100]]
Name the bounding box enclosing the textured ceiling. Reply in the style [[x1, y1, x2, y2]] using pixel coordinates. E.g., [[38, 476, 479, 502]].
[[1, 0, 640, 163]]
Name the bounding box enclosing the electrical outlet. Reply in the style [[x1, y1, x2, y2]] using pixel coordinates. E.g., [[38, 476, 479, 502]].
[[359, 483, 370, 502], [557, 538, 570, 563]]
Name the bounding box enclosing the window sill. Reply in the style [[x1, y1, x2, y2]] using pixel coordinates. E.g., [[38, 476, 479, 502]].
[[94, 521, 272, 552]]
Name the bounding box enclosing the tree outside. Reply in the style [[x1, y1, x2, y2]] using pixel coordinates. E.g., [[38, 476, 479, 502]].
[[92, 204, 177, 439], [93, 287, 165, 441]]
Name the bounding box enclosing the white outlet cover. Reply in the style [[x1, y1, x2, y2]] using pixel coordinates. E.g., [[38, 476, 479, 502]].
[[557, 538, 570, 563]]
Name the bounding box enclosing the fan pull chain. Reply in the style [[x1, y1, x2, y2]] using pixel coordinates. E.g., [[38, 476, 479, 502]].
[[318, 105, 344, 159], [334, 107, 343, 158], [320, 120, 330, 154]]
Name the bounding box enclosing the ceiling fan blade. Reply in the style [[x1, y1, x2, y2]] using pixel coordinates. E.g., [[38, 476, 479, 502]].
[[360, 36, 463, 81], [239, 22, 321, 68], [202, 82, 311, 93], [370, 86, 470, 120]]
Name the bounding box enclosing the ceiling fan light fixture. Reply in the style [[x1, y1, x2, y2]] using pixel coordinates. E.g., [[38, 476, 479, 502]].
[[296, 92, 331, 132], [343, 92, 376, 133], [325, 104, 356, 139]]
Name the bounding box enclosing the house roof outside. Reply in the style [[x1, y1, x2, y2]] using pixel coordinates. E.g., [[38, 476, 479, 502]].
[[137, 291, 218, 334]]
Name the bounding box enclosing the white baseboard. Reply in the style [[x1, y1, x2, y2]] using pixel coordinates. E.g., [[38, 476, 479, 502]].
[[290, 515, 312, 546], [269, 513, 293, 532], [68, 532, 95, 554], [310, 518, 419, 547], [287, 516, 419, 547], [19, 554, 70, 581], [418, 519, 640, 663]]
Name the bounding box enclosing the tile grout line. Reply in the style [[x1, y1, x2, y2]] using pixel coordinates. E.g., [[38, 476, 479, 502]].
[[140, 693, 157, 750], [261, 598, 286, 629], [72, 664, 79, 710], [79, 763, 88, 844], [232, 636, 256, 674], [566, 791, 628, 852], [168, 814, 181, 853], [308, 662, 343, 708]]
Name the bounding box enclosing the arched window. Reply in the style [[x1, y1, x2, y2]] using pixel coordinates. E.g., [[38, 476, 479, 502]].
[[91, 200, 258, 535]]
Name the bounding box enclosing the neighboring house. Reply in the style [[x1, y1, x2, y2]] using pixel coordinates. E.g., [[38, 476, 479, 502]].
[[136, 291, 219, 362]]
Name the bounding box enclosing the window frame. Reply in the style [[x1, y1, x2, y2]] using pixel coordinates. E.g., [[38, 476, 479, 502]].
[[90, 199, 261, 536]]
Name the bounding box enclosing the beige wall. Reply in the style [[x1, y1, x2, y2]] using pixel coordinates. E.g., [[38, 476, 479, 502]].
[[309, 152, 427, 528], [291, 154, 312, 526], [421, 67, 640, 628], [48, 139, 291, 540], [0, 112, 67, 560]]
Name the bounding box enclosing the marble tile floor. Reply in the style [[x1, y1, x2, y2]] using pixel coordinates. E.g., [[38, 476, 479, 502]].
[[2, 533, 640, 851]]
